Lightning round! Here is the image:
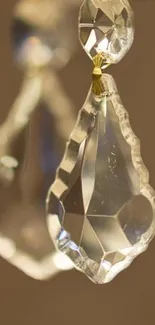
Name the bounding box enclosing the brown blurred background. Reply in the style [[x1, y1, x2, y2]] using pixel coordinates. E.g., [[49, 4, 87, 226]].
[[0, 0, 155, 324]]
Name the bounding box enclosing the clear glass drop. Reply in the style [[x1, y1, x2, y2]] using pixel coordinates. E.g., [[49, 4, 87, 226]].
[[47, 74, 155, 284], [79, 0, 134, 65]]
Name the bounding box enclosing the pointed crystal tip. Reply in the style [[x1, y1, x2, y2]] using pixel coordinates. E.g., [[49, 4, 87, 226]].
[[79, 0, 134, 65]]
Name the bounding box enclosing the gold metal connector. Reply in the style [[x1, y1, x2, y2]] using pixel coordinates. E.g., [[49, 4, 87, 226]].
[[92, 53, 104, 96]]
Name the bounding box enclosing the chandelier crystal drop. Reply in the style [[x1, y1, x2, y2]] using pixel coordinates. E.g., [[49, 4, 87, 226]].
[[47, 74, 155, 283], [46, 0, 155, 283]]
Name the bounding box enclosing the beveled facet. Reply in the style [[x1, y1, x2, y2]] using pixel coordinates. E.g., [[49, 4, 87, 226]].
[[79, 0, 134, 65], [47, 74, 155, 284]]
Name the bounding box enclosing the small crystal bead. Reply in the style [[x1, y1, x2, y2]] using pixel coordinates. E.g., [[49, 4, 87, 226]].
[[79, 0, 134, 65]]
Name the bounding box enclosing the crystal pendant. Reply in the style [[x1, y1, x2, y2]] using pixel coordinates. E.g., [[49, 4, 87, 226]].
[[47, 74, 155, 284], [79, 0, 134, 65]]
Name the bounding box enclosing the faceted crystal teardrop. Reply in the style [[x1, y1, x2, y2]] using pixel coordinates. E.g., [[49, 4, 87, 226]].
[[79, 0, 134, 65], [47, 74, 155, 284]]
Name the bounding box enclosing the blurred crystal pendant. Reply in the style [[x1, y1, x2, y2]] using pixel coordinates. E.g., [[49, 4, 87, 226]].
[[0, 106, 72, 279], [47, 74, 155, 283], [0, 0, 78, 279], [12, 2, 75, 69], [0, 103, 76, 279]]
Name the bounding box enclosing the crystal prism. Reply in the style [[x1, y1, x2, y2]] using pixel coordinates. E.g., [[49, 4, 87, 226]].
[[79, 0, 134, 65], [47, 74, 155, 284]]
